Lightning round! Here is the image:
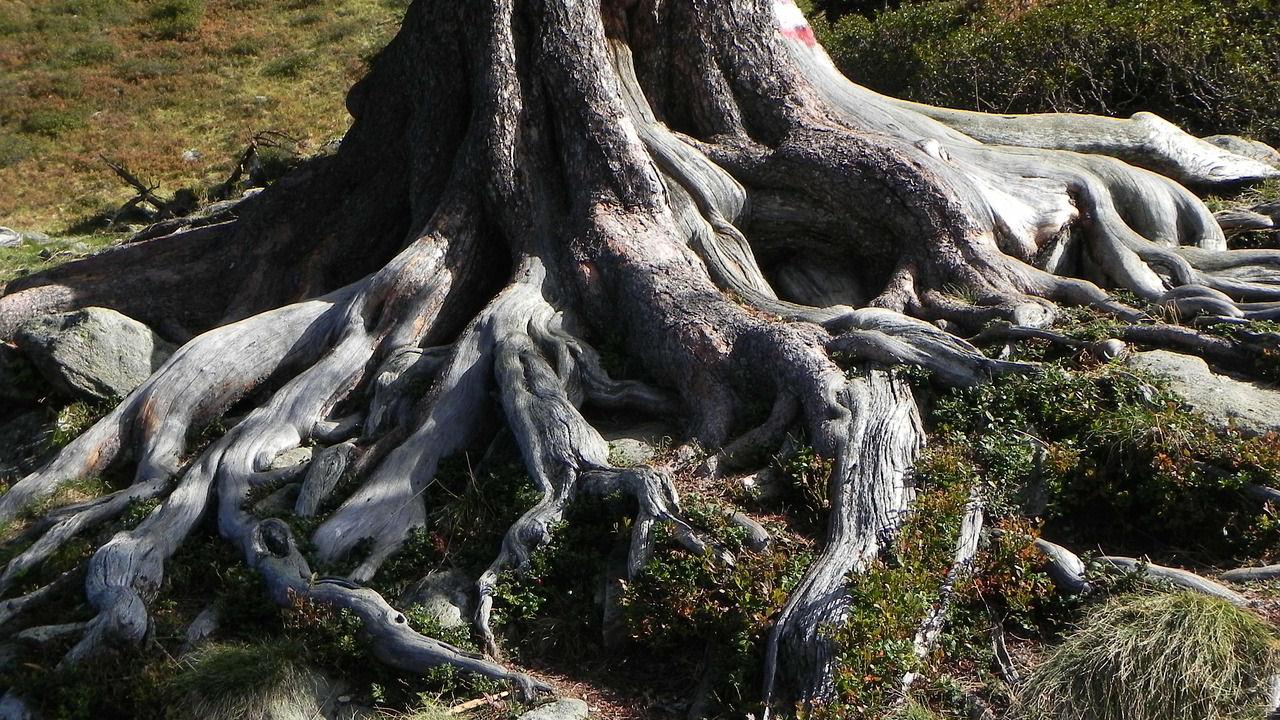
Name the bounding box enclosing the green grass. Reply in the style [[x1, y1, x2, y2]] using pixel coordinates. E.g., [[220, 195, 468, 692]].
[[1020, 592, 1280, 720], [161, 640, 313, 720], [0, 0, 405, 234]]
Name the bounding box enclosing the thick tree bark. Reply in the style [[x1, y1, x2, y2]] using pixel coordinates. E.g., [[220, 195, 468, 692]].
[[2, 0, 1279, 715]]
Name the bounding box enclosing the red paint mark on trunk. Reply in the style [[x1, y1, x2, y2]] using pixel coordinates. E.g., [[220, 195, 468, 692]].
[[782, 25, 817, 47]]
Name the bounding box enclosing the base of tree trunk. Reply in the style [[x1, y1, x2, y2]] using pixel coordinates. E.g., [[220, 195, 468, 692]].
[[2, 0, 1280, 715]]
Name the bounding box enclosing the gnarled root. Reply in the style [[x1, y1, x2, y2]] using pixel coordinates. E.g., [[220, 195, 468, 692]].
[[763, 368, 924, 711], [249, 519, 550, 698], [4, 0, 1280, 716]]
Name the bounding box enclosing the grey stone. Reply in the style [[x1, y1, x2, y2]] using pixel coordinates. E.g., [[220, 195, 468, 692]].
[[606, 437, 653, 467], [741, 467, 786, 503], [1126, 349, 1280, 436], [601, 423, 672, 468], [400, 569, 473, 630], [0, 227, 50, 248], [267, 446, 314, 471], [517, 698, 589, 720], [14, 308, 176, 402]]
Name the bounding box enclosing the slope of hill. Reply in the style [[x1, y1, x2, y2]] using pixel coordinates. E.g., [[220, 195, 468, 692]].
[[0, 0, 406, 233]]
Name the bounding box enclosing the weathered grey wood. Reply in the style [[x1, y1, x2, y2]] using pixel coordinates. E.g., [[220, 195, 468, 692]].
[[1032, 538, 1091, 595], [1099, 556, 1247, 605], [3, 0, 1280, 713], [180, 605, 221, 654], [1221, 564, 1280, 583], [294, 442, 356, 518], [247, 519, 550, 698], [762, 369, 924, 711]]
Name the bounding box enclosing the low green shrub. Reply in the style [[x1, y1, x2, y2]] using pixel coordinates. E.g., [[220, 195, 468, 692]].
[[818, 487, 969, 716], [146, 0, 205, 40], [623, 496, 813, 716], [66, 39, 119, 66], [815, 0, 1280, 146], [916, 361, 1280, 562], [19, 108, 84, 137]]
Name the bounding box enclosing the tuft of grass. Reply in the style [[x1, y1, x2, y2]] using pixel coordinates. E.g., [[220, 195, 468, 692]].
[[1020, 592, 1280, 720], [894, 700, 943, 720], [161, 640, 314, 720], [262, 51, 316, 78], [66, 38, 120, 66], [49, 400, 108, 449]]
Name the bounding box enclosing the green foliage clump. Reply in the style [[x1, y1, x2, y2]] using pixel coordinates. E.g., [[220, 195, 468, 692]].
[[48, 400, 109, 450], [146, 0, 206, 40], [66, 39, 120, 66], [624, 497, 813, 716], [0, 645, 163, 720], [19, 108, 84, 137], [918, 361, 1280, 561], [1020, 591, 1280, 720], [774, 442, 834, 528], [819, 487, 970, 716], [493, 492, 634, 660], [815, 0, 1280, 147]]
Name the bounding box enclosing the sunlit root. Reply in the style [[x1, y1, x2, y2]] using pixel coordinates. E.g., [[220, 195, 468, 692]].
[[1099, 556, 1247, 606], [247, 519, 551, 698]]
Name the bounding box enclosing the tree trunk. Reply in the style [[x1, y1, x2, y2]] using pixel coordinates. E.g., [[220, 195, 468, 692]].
[[2, 0, 1279, 714]]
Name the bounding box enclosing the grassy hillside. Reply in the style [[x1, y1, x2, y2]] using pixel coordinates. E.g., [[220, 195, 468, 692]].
[[0, 0, 407, 233]]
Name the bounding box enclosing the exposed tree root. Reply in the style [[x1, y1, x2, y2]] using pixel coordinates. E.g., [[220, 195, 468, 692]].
[[901, 491, 984, 695], [1028, 537, 1249, 604], [762, 368, 924, 711], [1098, 556, 1249, 606], [3, 0, 1280, 715]]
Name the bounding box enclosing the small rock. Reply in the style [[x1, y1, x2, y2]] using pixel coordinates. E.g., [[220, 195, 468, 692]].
[[600, 423, 672, 467], [400, 569, 473, 629], [741, 467, 786, 503], [517, 698, 589, 720], [606, 437, 653, 467], [20, 230, 49, 245], [182, 148, 203, 162], [1126, 350, 1280, 436], [1092, 338, 1128, 361], [267, 446, 314, 471], [14, 307, 176, 402]]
